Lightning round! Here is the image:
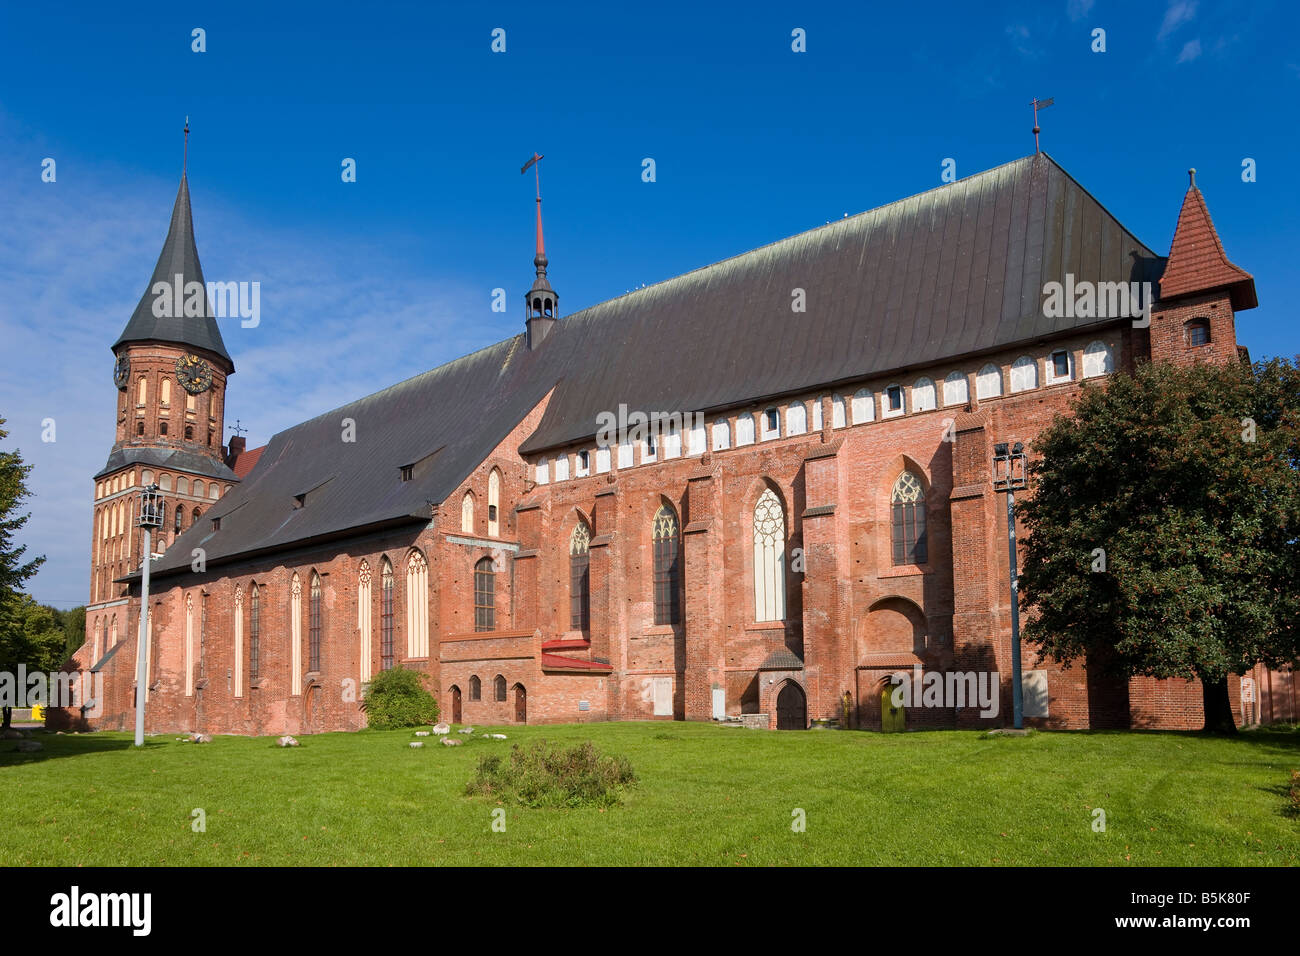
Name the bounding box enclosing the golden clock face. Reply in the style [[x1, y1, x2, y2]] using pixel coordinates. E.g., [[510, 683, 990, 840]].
[[176, 354, 212, 395]]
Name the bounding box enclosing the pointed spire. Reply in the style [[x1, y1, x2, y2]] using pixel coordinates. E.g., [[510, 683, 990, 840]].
[[1159, 168, 1257, 311], [113, 124, 233, 367], [522, 152, 558, 348]]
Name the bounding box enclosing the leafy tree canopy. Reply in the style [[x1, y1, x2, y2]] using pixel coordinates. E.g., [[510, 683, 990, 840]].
[[1018, 358, 1300, 732]]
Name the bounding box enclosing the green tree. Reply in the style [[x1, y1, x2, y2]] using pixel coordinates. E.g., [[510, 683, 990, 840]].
[[0, 418, 46, 729], [1018, 358, 1300, 734]]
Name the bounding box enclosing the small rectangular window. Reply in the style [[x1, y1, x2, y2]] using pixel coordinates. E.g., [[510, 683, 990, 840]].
[[400, 465, 413, 481], [488, 504, 497, 522], [1052, 351, 1070, 379], [211, 517, 221, 531], [579, 450, 590, 470], [765, 408, 778, 431], [887, 386, 903, 411]]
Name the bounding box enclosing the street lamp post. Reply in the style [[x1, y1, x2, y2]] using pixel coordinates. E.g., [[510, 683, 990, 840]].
[[992, 442, 1029, 729], [134, 483, 164, 747]]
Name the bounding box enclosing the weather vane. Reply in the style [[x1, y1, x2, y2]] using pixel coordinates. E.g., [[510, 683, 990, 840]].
[[1031, 97, 1054, 154]]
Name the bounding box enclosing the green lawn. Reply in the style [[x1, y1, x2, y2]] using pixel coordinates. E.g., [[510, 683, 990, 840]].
[[2, 722, 1296, 866]]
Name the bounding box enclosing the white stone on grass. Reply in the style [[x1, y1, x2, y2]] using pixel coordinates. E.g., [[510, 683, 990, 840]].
[[277, 735, 300, 747]]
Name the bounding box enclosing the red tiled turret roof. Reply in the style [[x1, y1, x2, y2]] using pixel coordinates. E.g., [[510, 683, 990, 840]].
[[1159, 170, 1257, 310]]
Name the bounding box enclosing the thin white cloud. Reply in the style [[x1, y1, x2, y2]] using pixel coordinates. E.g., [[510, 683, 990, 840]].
[[0, 141, 504, 607], [1067, 0, 1096, 22], [1177, 38, 1203, 63], [1158, 1, 1197, 41]]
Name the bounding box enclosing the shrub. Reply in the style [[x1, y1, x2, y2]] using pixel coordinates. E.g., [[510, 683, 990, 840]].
[[466, 740, 637, 809], [361, 666, 439, 730]]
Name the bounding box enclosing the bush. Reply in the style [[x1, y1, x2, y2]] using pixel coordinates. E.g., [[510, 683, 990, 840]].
[[362, 666, 439, 730], [466, 740, 637, 809]]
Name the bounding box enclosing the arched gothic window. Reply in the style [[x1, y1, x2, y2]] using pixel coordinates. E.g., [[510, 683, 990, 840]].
[[494, 674, 507, 702], [753, 487, 786, 622], [380, 559, 395, 670], [891, 471, 928, 566], [406, 551, 429, 658], [309, 572, 323, 673], [357, 561, 372, 685], [652, 505, 682, 626], [233, 586, 244, 697], [487, 469, 501, 537], [474, 557, 495, 632], [1010, 356, 1037, 392], [461, 492, 475, 534], [943, 371, 968, 406], [570, 521, 591, 635], [1082, 340, 1114, 378], [976, 363, 1002, 399], [249, 583, 261, 680], [290, 574, 303, 696], [469, 674, 482, 701]]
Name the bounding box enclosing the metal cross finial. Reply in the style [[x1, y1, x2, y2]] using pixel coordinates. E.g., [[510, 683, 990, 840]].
[[228, 419, 248, 438]]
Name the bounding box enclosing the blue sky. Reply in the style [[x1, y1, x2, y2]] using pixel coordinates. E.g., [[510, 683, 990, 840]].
[[1, 0, 1297, 606]]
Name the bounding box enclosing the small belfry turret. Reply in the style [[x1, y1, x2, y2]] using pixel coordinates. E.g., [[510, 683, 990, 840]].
[[522, 152, 557, 348]]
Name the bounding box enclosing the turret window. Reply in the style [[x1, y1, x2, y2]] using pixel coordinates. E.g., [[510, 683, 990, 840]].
[[1186, 318, 1211, 347]]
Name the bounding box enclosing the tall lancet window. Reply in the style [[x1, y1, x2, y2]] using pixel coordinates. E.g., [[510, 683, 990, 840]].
[[249, 583, 261, 680], [891, 471, 928, 566], [487, 469, 501, 537], [652, 505, 681, 626], [184, 593, 195, 696], [233, 586, 244, 698], [753, 488, 786, 622], [461, 492, 475, 534], [380, 559, 395, 671], [570, 521, 591, 635], [290, 573, 303, 696], [406, 550, 429, 658], [309, 571, 323, 673], [357, 561, 372, 684]]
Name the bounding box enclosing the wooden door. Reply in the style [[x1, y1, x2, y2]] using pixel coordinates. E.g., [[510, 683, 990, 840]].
[[452, 686, 462, 724], [775, 682, 806, 730], [881, 685, 905, 732], [514, 684, 526, 724]]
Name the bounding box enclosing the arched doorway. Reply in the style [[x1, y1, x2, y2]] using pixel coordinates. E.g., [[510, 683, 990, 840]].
[[451, 685, 462, 724], [775, 681, 806, 730], [513, 684, 527, 724], [881, 682, 906, 732]]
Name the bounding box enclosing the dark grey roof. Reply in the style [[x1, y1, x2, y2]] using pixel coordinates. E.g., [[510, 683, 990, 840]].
[[90, 639, 126, 673], [140, 152, 1164, 581], [95, 446, 238, 483], [113, 175, 233, 367], [519, 152, 1162, 453]]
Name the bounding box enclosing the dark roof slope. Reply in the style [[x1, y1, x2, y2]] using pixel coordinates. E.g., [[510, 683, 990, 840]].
[[95, 446, 238, 483], [141, 152, 1163, 581], [146, 335, 551, 577], [113, 174, 233, 367], [520, 152, 1162, 452]]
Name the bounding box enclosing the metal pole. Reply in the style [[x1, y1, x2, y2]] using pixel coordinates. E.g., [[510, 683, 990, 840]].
[[134, 527, 151, 747], [1006, 488, 1024, 729]]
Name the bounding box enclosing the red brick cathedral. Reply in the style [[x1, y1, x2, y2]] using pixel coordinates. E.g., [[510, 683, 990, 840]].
[[69, 153, 1297, 735]]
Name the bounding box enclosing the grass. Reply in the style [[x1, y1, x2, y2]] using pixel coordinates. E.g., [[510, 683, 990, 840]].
[[1, 722, 1296, 866]]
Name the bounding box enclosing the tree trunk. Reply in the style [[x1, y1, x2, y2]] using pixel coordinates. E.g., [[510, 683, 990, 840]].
[[1, 706, 10, 730], [1200, 674, 1237, 735]]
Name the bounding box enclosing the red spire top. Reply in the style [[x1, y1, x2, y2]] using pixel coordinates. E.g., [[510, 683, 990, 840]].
[[522, 152, 545, 262], [521, 153, 557, 336], [1159, 168, 1257, 310]]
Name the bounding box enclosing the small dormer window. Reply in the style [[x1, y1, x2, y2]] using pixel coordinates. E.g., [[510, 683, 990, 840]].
[[293, 493, 306, 509], [400, 465, 413, 482], [211, 517, 221, 531]]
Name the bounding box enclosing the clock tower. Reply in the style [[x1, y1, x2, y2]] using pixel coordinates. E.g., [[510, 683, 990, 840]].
[[85, 166, 239, 663]]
